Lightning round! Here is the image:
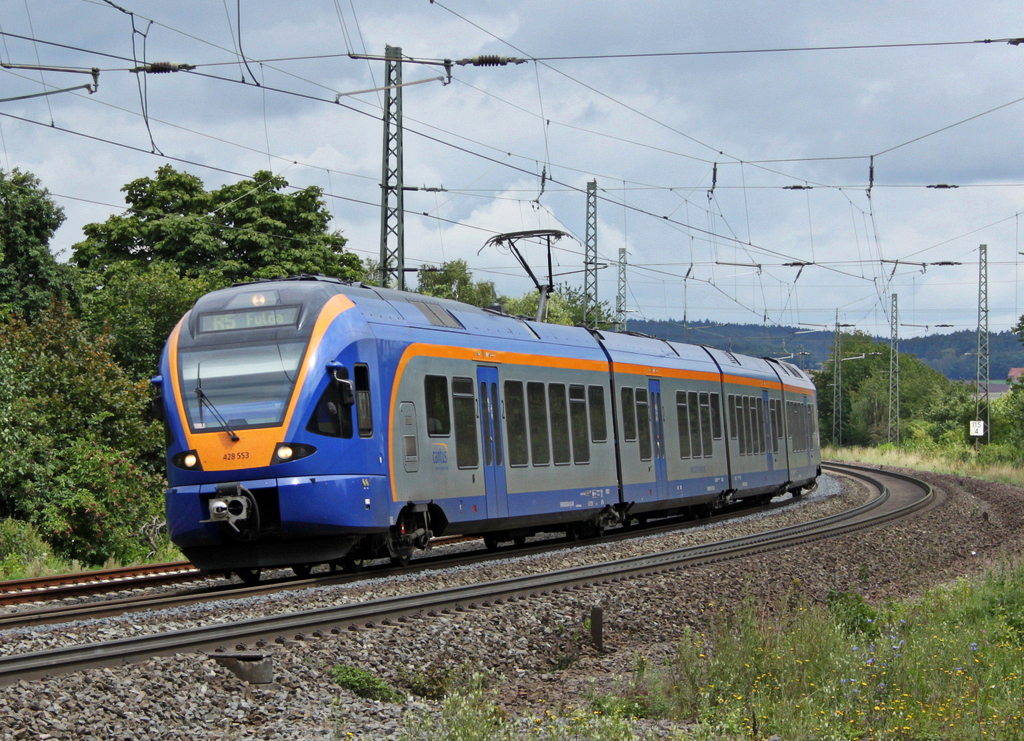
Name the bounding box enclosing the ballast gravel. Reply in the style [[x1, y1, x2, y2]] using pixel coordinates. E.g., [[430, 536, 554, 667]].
[[1, 467, 1022, 740]]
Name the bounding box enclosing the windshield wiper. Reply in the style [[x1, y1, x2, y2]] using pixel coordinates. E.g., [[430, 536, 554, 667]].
[[195, 367, 240, 441]]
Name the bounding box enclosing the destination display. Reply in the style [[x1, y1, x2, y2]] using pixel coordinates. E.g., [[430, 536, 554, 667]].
[[198, 305, 300, 333]]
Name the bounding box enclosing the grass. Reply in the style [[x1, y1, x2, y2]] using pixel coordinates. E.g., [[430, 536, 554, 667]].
[[384, 561, 1024, 740], [621, 560, 1024, 739], [825, 444, 1024, 488], [0, 516, 184, 581], [380, 449, 1024, 740]]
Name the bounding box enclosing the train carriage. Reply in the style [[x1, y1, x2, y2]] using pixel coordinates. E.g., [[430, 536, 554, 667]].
[[156, 275, 821, 580]]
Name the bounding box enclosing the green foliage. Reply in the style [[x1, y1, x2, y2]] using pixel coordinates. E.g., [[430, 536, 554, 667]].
[[71, 165, 363, 283], [500, 284, 613, 327], [0, 168, 77, 319], [416, 260, 499, 308], [330, 663, 404, 703], [0, 518, 52, 578], [0, 302, 164, 564], [395, 672, 664, 740], [77, 260, 216, 379], [598, 560, 1024, 740], [398, 661, 484, 701], [815, 332, 972, 447], [826, 590, 881, 638]]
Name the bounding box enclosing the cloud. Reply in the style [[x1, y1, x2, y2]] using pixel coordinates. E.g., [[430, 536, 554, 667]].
[[3, 0, 1023, 339]]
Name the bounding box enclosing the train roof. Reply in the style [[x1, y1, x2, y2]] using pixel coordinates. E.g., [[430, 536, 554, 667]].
[[205, 277, 815, 385]]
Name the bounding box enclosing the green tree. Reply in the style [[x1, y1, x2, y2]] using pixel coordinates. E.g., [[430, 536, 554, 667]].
[[416, 260, 499, 308], [500, 283, 614, 326], [0, 302, 164, 564], [71, 165, 363, 282], [77, 261, 215, 380], [816, 332, 972, 447], [0, 168, 77, 318]]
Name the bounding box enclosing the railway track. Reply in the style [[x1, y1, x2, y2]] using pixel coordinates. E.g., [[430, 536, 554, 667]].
[[0, 562, 203, 606], [0, 490, 807, 631], [0, 463, 931, 685]]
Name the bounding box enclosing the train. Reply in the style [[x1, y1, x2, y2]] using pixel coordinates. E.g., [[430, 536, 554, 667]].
[[154, 274, 821, 582]]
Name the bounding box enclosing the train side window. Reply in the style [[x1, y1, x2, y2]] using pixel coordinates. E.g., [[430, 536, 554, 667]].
[[770, 399, 781, 453], [699, 392, 713, 457], [751, 396, 761, 455], [527, 381, 550, 466], [306, 382, 353, 438], [569, 384, 590, 464], [588, 385, 607, 443], [676, 391, 691, 458], [480, 381, 493, 467], [687, 390, 702, 458], [709, 393, 722, 440], [504, 381, 529, 466], [739, 396, 750, 456], [424, 375, 451, 436], [452, 377, 479, 468], [490, 383, 503, 467], [355, 364, 372, 438], [786, 401, 796, 450], [753, 397, 761, 454], [549, 383, 571, 465], [621, 387, 637, 441], [728, 394, 738, 440], [635, 388, 653, 461]]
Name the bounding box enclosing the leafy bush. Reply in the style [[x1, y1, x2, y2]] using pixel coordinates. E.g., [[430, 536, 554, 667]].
[[330, 663, 404, 703], [0, 302, 165, 565]]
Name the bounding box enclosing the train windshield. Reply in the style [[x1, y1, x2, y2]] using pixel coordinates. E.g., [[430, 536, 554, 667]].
[[178, 341, 307, 432]]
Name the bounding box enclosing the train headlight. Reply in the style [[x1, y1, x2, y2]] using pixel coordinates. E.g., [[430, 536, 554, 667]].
[[171, 450, 203, 470], [271, 442, 317, 465]]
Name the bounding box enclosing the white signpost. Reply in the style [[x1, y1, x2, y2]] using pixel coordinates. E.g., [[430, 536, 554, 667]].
[[970, 420, 986, 437]]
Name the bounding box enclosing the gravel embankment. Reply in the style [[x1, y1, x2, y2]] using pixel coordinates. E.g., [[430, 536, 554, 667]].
[[1, 469, 1022, 740]]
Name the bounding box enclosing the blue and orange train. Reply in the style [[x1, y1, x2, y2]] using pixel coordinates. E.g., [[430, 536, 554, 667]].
[[155, 275, 821, 581]]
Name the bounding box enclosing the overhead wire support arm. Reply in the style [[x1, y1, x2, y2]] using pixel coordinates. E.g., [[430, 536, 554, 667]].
[[347, 51, 455, 84], [0, 63, 99, 101]]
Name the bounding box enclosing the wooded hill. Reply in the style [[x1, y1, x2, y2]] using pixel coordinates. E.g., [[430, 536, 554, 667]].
[[624, 320, 1022, 382]]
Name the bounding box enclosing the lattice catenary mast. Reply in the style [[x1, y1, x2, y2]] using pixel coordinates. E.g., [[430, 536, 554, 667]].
[[976, 243, 990, 443], [379, 45, 405, 290], [888, 293, 900, 446]]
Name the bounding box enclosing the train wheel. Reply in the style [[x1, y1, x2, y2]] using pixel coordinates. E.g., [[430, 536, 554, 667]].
[[513, 536, 527, 547], [291, 564, 313, 578], [483, 534, 500, 551], [235, 567, 261, 585], [390, 554, 411, 568]]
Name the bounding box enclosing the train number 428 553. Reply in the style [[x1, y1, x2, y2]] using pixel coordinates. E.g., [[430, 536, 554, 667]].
[[223, 451, 250, 461]]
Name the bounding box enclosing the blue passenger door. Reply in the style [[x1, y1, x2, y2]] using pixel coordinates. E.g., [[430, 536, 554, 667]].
[[477, 366, 508, 519], [648, 379, 669, 499]]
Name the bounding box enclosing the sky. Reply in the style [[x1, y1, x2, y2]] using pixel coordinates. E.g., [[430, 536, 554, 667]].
[[2, 0, 1024, 345]]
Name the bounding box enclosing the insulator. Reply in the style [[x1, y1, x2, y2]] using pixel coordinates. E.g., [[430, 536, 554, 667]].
[[144, 62, 195, 73]]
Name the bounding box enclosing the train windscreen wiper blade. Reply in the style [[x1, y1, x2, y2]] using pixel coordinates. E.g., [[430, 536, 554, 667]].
[[194, 369, 240, 441]]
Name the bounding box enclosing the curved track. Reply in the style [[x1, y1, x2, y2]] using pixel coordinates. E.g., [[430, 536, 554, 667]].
[[0, 463, 932, 685]]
